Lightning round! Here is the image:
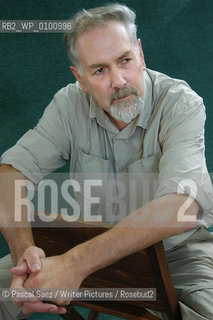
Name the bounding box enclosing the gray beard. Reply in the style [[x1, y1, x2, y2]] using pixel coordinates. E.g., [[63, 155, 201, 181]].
[[110, 95, 144, 124]]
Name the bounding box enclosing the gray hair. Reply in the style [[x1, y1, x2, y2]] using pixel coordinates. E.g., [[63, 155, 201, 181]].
[[63, 3, 138, 71]]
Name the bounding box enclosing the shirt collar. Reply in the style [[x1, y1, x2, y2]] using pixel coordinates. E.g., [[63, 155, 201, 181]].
[[135, 69, 154, 129]]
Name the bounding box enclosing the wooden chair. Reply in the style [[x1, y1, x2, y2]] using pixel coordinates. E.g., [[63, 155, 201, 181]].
[[32, 216, 182, 320]]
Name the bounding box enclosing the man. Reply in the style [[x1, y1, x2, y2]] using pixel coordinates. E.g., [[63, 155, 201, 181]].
[[0, 3, 213, 319]]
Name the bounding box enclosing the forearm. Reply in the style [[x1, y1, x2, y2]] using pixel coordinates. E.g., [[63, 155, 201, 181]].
[[0, 164, 35, 264], [67, 193, 199, 279], [2, 227, 35, 265]]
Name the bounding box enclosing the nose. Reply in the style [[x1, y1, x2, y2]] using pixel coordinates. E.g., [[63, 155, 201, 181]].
[[110, 67, 127, 89]]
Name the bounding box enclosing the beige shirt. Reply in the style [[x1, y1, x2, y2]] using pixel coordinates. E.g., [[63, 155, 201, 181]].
[[1, 69, 213, 249]]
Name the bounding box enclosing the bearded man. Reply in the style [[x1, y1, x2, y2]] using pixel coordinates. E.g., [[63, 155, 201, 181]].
[[0, 4, 213, 319]]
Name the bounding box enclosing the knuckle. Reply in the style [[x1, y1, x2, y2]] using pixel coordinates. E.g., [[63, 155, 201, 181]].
[[55, 299, 70, 306], [13, 300, 22, 307]]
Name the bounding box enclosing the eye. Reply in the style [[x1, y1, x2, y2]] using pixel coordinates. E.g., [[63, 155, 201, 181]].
[[94, 67, 105, 75], [121, 58, 132, 64]]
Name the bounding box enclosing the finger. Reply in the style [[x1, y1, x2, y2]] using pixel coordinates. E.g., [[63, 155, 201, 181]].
[[11, 273, 28, 290], [24, 249, 44, 272], [23, 301, 67, 314], [27, 260, 41, 272], [22, 307, 33, 316], [11, 273, 29, 307], [13, 294, 36, 308], [13, 300, 23, 307], [54, 299, 70, 306], [10, 262, 29, 275], [11, 260, 29, 275]]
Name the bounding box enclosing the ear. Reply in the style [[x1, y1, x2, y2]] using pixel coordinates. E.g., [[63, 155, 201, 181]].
[[70, 66, 89, 94], [137, 39, 146, 70]]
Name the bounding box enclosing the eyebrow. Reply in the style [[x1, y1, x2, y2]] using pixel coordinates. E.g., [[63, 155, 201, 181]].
[[87, 50, 132, 69]]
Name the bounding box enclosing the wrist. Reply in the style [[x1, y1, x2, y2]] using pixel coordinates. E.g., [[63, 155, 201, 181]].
[[64, 245, 92, 281]]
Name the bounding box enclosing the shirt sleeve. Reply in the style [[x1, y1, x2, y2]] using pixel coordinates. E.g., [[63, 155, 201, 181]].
[[0, 96, 71, 184], [155, 98, 213, 228]]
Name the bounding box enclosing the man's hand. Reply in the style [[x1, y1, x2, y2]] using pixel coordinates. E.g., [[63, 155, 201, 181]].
[[17, 252, 82, 315], [10, 246, 45, 306], [10, 246, 66, 315]]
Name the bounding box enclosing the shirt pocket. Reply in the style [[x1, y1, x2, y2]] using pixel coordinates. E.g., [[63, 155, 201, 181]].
[[72, 149, 116, 222], [74, 148, 113, 173], [126, 154, 160, 210], [127, 153, 160, 173]]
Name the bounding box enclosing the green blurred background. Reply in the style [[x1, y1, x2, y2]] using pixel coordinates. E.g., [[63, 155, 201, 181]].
[[0, 0, 212, 319]]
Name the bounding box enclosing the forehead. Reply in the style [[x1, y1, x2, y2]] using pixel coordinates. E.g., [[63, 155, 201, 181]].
[[76, 21, 134, 65]]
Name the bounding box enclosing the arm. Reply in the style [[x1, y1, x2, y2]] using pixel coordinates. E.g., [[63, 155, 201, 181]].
[[66, 193, 199, 278], [21, 192, 198, 314], [0, 164, 66, 314], [0, 94, 72, 262], [0, 164, 34, 264]]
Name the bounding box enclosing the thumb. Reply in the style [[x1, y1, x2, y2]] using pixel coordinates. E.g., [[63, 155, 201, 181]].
[[27, 257, 41, 272], [24, 247, 45, 272]]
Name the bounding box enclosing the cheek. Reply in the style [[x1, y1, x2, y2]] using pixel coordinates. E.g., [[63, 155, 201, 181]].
[[92, 84, 109, 100], [128, 68, 144, 86], [84, 81, 110, 108]]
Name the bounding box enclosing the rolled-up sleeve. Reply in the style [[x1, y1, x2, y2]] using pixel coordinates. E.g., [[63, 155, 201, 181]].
[[155, 98, 213, 227], [0, 97, 71, 184]]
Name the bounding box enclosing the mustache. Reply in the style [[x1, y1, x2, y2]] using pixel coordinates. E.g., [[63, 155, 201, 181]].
[[110, 87, 138, 104]]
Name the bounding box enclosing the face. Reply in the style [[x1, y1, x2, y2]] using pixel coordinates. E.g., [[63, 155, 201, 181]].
[[71, 21, 146, 127]]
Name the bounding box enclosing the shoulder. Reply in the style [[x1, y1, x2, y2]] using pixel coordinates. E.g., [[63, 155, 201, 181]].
[[146, 69, 205, 119], [54, 81, 89, 108], [47, 81, 90, 122]]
